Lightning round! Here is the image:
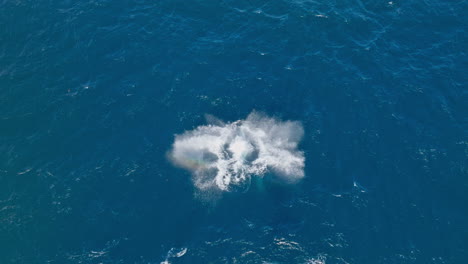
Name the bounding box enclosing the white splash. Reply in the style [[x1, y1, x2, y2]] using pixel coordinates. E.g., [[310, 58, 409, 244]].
[[169, 112, 305, 191], [160, 247, 187, 264]]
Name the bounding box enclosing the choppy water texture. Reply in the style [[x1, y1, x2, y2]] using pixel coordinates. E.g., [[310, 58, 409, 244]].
[[0, 0, 467, 263]]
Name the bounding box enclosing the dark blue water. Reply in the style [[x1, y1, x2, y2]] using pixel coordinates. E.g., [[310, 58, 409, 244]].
[[1, 1, 466, 263]]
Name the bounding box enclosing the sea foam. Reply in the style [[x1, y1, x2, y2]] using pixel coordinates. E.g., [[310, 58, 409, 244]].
[[169, 112, 305, 191]]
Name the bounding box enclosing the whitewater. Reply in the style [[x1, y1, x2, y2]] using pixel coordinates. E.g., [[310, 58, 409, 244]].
[[169, 112, 305, 191]]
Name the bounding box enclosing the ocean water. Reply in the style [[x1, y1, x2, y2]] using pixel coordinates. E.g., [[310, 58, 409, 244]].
[[0, 0, 466, 263]]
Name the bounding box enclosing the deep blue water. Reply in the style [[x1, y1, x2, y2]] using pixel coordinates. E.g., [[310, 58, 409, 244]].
[[1, 0, 467, 263]]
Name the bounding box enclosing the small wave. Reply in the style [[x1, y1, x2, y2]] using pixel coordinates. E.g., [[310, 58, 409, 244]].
[[169, 111, 305, 191]]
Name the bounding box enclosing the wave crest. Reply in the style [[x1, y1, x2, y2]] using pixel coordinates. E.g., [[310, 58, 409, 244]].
[[169, 112, 305, 191]]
